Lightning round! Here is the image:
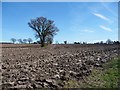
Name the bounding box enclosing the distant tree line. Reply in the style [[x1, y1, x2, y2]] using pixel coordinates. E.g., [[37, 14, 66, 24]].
[[73, 39, 120, 45], [11, 38, 119, 45], [62, 39, 119, 45], [10, 37, 53, 44], [11, 38, 33, 44]]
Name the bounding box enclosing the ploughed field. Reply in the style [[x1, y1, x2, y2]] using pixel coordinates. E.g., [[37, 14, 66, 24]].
[[1, 44, 119, 88]]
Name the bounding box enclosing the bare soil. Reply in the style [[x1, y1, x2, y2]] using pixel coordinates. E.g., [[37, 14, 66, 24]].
[[1, 44, 119, 89]]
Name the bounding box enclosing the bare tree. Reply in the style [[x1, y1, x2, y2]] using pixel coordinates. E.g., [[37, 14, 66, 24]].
[[106, 39, 113, 44], [18, 39, 23, 44], [28, 38, 33, 44], [28, 16, 59, 47], [11, 38, 16, 44], [23, 39, 27, 44], [100, 41, 103, 44], [64, 41, 67, 44]]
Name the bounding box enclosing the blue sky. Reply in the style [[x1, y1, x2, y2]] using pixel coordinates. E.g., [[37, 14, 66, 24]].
[[2, 2, 118, 43]]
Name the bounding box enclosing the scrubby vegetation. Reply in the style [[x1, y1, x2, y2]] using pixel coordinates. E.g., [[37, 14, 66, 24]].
[[64, 57, 119, 88]]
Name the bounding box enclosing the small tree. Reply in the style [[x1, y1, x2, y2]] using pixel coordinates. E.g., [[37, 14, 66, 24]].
[[28, 16, 59, 47], [83, 42, 87, 44], [11, 38, 16, 44], [64, 41, 67, 44], [100, 41, 103, 44], [28, 38, 33, 44], [74, 42, 80, 44], [113, 41, 120, 44], [23, 39, 27, 44], [106, 39, 113, 44], [18, 39, 23, 44]]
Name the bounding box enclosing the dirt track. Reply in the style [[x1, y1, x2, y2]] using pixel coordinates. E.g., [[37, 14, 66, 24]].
[[1, 44, 119, 88]]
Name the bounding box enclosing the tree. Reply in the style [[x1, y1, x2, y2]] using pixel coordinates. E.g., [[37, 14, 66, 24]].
[[28, 38, 33, 44], [106, 39, 113, 44], [23, 39, 27, 44], [18, 39, 23, 44], [11, 38, 16, 44], [83, 42, 87, 44], [100, 41, 103, 44], [74, 42, 80, 44], [64, 41, 67, 44], [28, 16, 59, 47], [113, 41, 120, 44], [33, 42, 37, 44]]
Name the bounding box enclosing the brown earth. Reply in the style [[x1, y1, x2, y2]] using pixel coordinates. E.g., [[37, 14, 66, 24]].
[[1, 44, 119, 89]]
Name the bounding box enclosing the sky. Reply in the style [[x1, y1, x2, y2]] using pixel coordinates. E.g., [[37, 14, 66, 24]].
[[2, 2, 118, 43]]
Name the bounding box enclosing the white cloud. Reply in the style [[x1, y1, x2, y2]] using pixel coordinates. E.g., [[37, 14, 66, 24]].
[[82, 29, 94, 33], [93, 13, 111, 22], [99, 25, 112, 32]]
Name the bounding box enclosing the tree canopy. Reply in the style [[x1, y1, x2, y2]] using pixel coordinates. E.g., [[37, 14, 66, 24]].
[[28, 16, 59, 47]]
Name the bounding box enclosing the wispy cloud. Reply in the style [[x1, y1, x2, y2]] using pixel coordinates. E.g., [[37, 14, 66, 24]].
[[93, 13, 111, 22], [82, 29, 94, 33], [99, 25, 112, 32]]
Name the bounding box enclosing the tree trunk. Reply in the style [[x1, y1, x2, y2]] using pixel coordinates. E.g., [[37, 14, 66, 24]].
[[40, 38, 45, 47], [41, 43, 44, 47], [40, 35, 45, 47]]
